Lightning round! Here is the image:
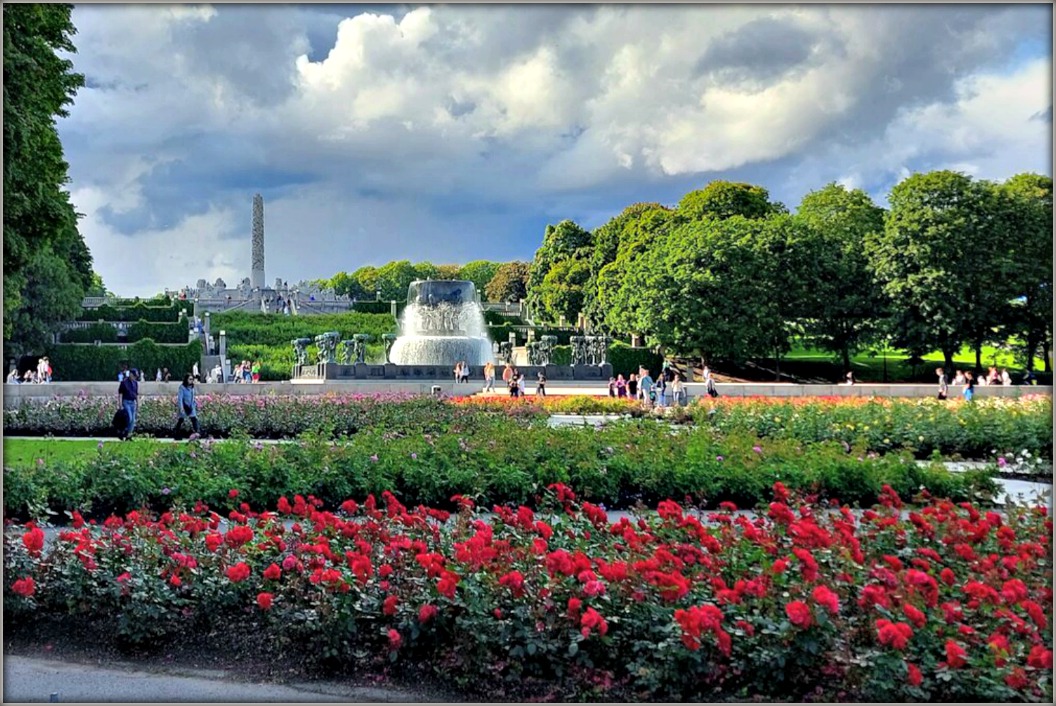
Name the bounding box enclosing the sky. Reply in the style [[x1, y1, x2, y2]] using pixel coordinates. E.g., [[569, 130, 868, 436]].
[[56, 3, 1052, 297]]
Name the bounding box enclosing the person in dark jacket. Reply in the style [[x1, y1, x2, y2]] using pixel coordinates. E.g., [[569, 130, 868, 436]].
[[174, 373, 201, 439], [117, 368, 140, 440]]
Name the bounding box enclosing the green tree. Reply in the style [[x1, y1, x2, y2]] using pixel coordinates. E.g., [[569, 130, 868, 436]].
[[412, 262, 440, 282], [350, 266, 380, 299], [998, 173, 1052, 372], [457, 260, 501, 298], [435, 264, 462, 280], [7, 244, 85, 354], [867, 171, 1015, 372], [583, 203, 673, 331], [526, 220, 592, 323], [539, 257, 591, 325], [84, 271, 113, 298], [374, 260, 418, 300], [603, 216, 800, 365], [485, 261, 530, 303], [676, 181, 784, 222], [795, 184, 887, 370], [4, 3, 90, 356]]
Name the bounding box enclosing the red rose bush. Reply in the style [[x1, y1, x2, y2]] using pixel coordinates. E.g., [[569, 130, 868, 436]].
[[4, 483, 1051, 701]]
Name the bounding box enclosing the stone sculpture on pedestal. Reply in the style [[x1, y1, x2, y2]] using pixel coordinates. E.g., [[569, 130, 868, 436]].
[[352, 334, 373, 364], [382, 333, 397, 363], [339, 340, 356, 365], [314, 332, 339, 364], [292, 338, 311, 366]]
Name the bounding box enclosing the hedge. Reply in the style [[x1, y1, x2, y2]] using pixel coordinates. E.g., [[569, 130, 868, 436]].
[[60, 323, 119, 344], [64, 321, 187, 344], [608, 341, 664, 378], [77, 302, 188, 323], [351, 300, 407, 317], [210, 311, 396, 348], [44, 340, 202, 382]]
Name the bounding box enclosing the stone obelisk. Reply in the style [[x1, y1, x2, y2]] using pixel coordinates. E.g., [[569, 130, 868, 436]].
[[250, 194, 265, 289]]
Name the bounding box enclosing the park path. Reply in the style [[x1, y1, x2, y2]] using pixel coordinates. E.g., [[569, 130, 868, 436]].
[[2, 655, 440, 703]]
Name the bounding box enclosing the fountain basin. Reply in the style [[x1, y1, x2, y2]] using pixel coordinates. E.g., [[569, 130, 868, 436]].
[[389, 335, 493, 367]]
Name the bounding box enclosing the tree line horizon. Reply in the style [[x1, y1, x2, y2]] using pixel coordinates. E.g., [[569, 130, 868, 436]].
[[318, 173, 1052, 374]]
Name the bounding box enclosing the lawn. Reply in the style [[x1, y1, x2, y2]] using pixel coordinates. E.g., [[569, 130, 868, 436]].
[[773, 342, 1049, 383], [2, 438, 160, 469]]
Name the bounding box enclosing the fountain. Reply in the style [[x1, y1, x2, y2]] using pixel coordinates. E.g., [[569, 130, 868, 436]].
[[389, 280, 494, 366]]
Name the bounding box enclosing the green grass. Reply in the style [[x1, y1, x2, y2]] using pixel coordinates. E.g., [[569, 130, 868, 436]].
[[776, 342, 1048, 383], [3, 438, 162, 469]]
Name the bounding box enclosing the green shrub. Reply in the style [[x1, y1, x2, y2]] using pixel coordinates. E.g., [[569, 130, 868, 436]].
[[61, 323, 119, 343], [44, 340, 202, 381], [608, 341, 663, 378], [77, 302, 188, 323], [211, 311, 396, 347]]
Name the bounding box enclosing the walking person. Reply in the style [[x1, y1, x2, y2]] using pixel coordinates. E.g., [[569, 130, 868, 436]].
[[963, 371, 976, 402], [251, 360, 261, 383], [671, 373, 684, 406], [483, 361, 496, 392], [453, 361, 463, 384], [536, 370, 547, 397], [117, 368, 140, 440], [508, 370, 519, 398], [608, 377, 617, 398], [627, 373, 638, 400], [460, 361, 470, 384], [502, 363, 514, 389], [517, 372, 526, 398], [936, 367, 948, 400], [173, 374, 201, 440], [616, 374, 627, 398]]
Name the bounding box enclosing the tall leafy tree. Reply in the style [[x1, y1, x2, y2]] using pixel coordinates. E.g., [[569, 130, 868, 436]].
[[583, 203, 673, 331], [374, 260, 419, 300], [676, 181, 784, 222], [4, 3, 90, 357], [867, 171, 1015, 372], [604, 216, 799, 364], [457, 260, 501, 298], [484, 261, 530, 303], [526, 220, 592, 323], [998, 173, 1053, 372], [795, 184, 887, 370]]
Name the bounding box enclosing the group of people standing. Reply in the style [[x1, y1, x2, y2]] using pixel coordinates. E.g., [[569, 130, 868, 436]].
[[607, 363, 696, 407], [6, 357, 52, 384], [937, 366, 1015, 402]]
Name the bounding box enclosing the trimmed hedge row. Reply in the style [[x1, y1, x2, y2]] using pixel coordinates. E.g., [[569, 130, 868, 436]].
[[77, 302, 188, 323], [210, 311, 396, 348], [2, 427, 995, 520], [62, 321, 188, 345], [43, 341, 202, 382]]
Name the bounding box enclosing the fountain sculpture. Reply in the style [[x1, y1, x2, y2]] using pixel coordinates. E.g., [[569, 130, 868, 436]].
[[388, 280, 494, 367]]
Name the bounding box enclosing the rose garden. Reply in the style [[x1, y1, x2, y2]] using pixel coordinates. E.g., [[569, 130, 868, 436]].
[[4, 393, 1053, 701]]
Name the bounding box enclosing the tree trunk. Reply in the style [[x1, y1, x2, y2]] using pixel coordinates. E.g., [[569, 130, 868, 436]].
[[1024, 334, 1037, 373], [841, 347, 851, 375], [943, 348, 955, 376], [974, 342, 982, 374], [774, 346, 781, 382]]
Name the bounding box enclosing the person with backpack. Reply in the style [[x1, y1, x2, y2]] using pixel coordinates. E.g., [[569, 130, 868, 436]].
[[173, 373, 201, 440], [117, 368, 140, 440]]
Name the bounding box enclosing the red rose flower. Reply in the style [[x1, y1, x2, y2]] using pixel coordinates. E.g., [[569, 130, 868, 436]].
[[902, 604, 926, 629], [785, 601, 812, 629], [945, 640, 967, 668], [228, 489, 239, 498], [205, 532, 223, 552], [812, 585, 840, 614], [263, 563, 282, 580], [418, 604, 438, 624], [906, 662, 922, 687], [1005, 668, 1029, 690], [876, 619, 913, 650], [383, 595, 399, 616], [169, 575, 182, 587], [225, 562, 251, 583], [22, 527, 44, 556], [1028, 645, 1052, 669], [387, 628, 402, 650], [939, 567, 956, 586], [256, 592, 273, 610], [580, 607, 608, 638], [11, 577, 35, 597]]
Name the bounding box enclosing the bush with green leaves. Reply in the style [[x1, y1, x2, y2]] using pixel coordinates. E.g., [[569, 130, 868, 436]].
[[42, 340, 202, 382]]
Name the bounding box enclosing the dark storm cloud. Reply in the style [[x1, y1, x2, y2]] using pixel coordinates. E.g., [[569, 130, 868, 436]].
[[696, 17, 827, 86]]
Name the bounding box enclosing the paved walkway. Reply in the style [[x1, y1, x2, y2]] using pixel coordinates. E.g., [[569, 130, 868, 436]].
[[3, 655, 437, 703]]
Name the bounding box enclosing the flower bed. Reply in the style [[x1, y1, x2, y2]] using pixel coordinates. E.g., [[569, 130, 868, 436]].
[[692, 395, 1053, 460], [3, 429, 996, 521], [4, 484, 1051, 701], [5, 394, 1050, 461]]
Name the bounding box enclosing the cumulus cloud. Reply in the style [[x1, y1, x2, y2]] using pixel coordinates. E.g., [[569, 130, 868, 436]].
[[55, 3, 1051, 295]]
